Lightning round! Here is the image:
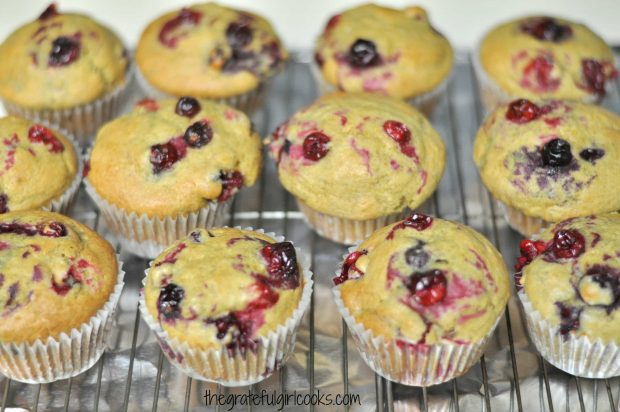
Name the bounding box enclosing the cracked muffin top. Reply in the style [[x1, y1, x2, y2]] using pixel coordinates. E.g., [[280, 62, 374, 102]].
[[0, 4, 128, 109], [266, 92, 445, 220], [87, 97, 262, 218], [0, 210, 118, 343], [0, 116, 78, 214], [334, 213, 510, 345], [144, 227, 305, 351], [479, 16, 617, 102], [516, 213, 620, 344], [136, 2, 287, 98], [314, 4, 453, 99], [473, 99, 620, 223]]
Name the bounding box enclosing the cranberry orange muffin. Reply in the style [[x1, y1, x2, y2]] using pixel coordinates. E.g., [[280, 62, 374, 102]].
[[333, 213, 510, 386], [140, 227, 312, 385], [476, 16, 617, 110], [136, 2, 287, 112], [314, 4, 453, 114], [516, 213, 620, 378], [266, 92, 445, 244], [473, 99, 620, 237], [0, 210, 123, 383], [0, 4, 130, 141], [0, 116, 80, 214], [86, 97, 262, 258]]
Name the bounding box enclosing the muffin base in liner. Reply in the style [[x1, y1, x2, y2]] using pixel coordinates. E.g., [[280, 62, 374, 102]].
[[495, 200, 549, 238], [332, 281, 502, 387], [2, 66, 133, 146], [135, 66, 269, 114], [471, 45, 614, 114], [518, 292, 620, 378], [138, 228, 313, 386], [40, 127, 83, 215], [84, 179, 232, 259], [0, 258, 125, 384], [310, 63, 450, 118], [296, 198, 435, 245]]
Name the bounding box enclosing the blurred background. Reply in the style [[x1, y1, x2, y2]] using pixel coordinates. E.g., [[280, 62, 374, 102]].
[[0, 0, 619, 51]]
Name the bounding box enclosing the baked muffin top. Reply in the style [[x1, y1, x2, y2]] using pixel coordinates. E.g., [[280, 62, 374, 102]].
[[144, 228, 305, 351], [0, 210, 118, 344], [314, 4, 453, 99], [473, 99, 620, 223], [266, 92, 445, 220], [334, 213, 509, 345], [136, 2, 287, 98], [517, 213, 620, 344], [0, 116, 78, 214], [479, 16, 617, 102], [88, 97, 262, 218], [0, 4, 128, 109]]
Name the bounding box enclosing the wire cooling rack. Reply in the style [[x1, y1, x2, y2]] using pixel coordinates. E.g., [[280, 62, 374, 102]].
[[2, 51, 620, 412]]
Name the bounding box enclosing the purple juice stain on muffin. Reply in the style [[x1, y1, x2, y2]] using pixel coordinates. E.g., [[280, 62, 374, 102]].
[[333, 250, 368, 285], [158, 283, 184, 321], [28, 125, 64, 153], [260, 242, 300, 289], [48, 35, 81, 67], [0, 194, 8, 214], [175, 96, 201, 118], [39, 3, 59, 20], [5, 282, 19, 308], [183, 120, 213, 148], [158, 8, 203, 48], [386, 213, 433, 240], [579, 148, 605, 163], [405, 241, 430, 269], [218, 170, 244, 201], [520, 17, 573, 42], [581, 59, 607, 96], [511, 141, 581, 191], [520, 54, 560, 92], [555, 302, 582, 337], [32, 265, 43, 282], [0, 221, 67, 237], [51, 265, 82, 296], [347, 39, 381, 68], [155, 243, 187, 267], [190, 230, 202, 243]]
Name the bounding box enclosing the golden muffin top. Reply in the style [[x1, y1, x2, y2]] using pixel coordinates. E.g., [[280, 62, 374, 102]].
[[0, 210, 118, 343], [0, 116, 78, 214], [335, 213, 510, 344], [517, 213, 620, 344], [144, 228, 305, 351], [479, 16, 617, 102], [0, 4, 128, 109], [88, 97, 262, 218], [314, 4, 453, 99], [474, 99, 620, 223], [136, 2, 288, 98], [266, 92, 445, 220]]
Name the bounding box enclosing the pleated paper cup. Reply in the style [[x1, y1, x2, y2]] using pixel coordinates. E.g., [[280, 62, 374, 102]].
[[135, 66, 270, 114], [519, 292, 620, 378], [332, 246, 502, 386], [310, 63, 449, 118], [84, 179, 231, 259], [472, 44, 615, 114], [0, 258, 125, 384], [138, 228, 313, 386], [495, 200, 549, 238], [40, 126, 83, 215], [2, 65, 133, 146]]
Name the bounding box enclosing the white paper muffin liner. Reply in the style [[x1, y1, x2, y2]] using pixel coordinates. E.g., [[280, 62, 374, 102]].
[[310, 62, 450, 118], [0, 257, 125, 383], [138, 227, 314, 386], [2, 64, 133, 146], [495, 200, 550, 238], [518, 292, 620, 378], [332, 246, 503, 386], [84, 178, 232, 259], [135, 66, 269, 114], [472, 44, 615, 114]]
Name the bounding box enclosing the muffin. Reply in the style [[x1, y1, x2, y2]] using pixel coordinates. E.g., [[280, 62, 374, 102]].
[[0, 210, 124, 383], [136, 2, 287, 112], [313, 4, 453, 115], [476, 15, 617, 111], [473, 98, 620, 236], [0, 4, 130, 142], [332, 212, 510, 386], [85, 97, 262, 258], [515, 213, 620, 378], [139, 227, 312, 385], [0, 116, 81, 215], [266, 92, 445, 244]]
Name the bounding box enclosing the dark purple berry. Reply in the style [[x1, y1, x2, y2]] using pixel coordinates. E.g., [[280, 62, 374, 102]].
[[260, 242, 300, 289], [348, 39, 380, 68], [521, 17, 573, 42], [150, 137, 187, 174], [579, 148, 605, 163], [226, 21, 253, 49], [555, 302, 582, 336], [48, 36, 80, 67], [183, 121, 212, 148], [0, 194, 8, 214], [405, 243, 429, 268], [39, 3, 59, 20], [582, 59, 607, 96], [542, 138, 572, 167], [158, 283, 184, 321], [175, 97, 201, 118]]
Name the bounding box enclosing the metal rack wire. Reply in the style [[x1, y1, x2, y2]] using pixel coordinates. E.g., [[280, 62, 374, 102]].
[[2, 51, 620, 411]]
